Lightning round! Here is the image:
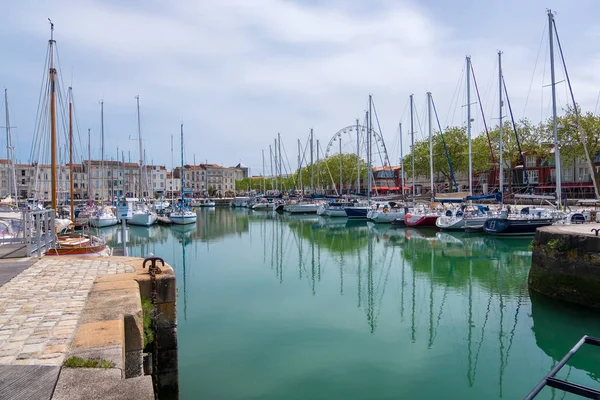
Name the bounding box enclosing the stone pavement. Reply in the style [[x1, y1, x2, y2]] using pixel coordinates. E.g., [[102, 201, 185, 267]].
[[0, 258, 134, 366]]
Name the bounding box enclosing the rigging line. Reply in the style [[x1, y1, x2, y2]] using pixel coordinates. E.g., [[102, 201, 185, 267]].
[[482, 58, 497, 131], [471, 62, 496, 164], [522, 20, 548, 117], [318, 141, 339, 196], [446, 65, 465, 128], [431, 95, 459, 191], [371, 98, 391, 167], [280, 140, 296, 189], [595, 91, 600, 116], [502, 75, 531, 192], [541, 25, 549, 125]]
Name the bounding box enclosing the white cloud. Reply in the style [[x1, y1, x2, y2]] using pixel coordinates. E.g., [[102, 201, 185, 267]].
[[1, 0, 597, 172]]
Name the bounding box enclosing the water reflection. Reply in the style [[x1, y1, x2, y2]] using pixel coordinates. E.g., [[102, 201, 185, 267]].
[[113, 208, 600, 400]]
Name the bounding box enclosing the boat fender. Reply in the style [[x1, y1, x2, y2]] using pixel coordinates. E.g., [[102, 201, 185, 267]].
[[383, 208, 389, 214]]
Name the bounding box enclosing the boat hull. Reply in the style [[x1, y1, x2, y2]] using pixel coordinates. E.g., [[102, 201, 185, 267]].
[[483, 218, 553, 236], [344, 207, 370, 219], [404, 214, 439, 227], [368, 210, 405, 224], [89, 216, 118, 228], [127, 212, 158, 226], [436, 216, 465, 230], [169, 214, 197, 225], [285, 204, 319, 214]]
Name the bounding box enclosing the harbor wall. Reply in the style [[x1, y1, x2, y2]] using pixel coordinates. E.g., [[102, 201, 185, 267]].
[[529, 225, 600, 308]]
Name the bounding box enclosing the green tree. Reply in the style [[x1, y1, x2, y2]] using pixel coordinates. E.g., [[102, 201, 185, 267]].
[[208, 186, 215, 196], [549, 105, 600, 197]]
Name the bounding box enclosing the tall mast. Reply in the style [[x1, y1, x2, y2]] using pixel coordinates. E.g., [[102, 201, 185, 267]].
[[278, 132, 282, 192], [170, 134, 173, 201], [548, 10, 561, 208], [68, 87, 74, 221], [297, 139, 301, 193], [427, 92, 434, 200], [410, 94, 415, 197], [262, 150, 265, 193], [87, 129, 91, 201], [356, 118, 360, 194], [316, 139, 320, 194], [100, 100, 105, 202], [180, 124, 184, 205], [339, 136, 342, 195], [466, 56, 473, 195], [270, 145, 275, 193], [367, 96, 372, 200], [273, 139, 278, 192], [136, 95, 143, 200], [4, 89, 16, 207], [498, 51, 504, 197], [49, 21, 58, 211], [400, 122, 405, 197], [310, 129, 314, 194]]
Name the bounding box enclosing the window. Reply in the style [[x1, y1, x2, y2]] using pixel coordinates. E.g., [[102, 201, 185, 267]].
[[524, 170, 538, 184], [563, 169, 573, 182], [526, 155, 536, 168], [21, 170, 25, 176]]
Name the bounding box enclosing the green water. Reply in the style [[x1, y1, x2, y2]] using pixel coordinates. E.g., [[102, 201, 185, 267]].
[[105, 208, 600, 399]]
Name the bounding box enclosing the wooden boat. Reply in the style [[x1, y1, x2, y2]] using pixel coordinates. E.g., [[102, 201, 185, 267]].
[[45, 232, 109, 256]]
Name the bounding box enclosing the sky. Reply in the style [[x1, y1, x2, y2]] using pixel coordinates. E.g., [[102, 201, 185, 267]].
[[1, 0, 599, 176]]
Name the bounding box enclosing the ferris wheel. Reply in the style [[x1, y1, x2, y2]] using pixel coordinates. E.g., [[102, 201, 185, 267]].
[[324, 123, 391, 167]]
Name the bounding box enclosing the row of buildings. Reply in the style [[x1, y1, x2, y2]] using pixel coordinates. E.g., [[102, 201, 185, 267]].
[[0, 160, 249, 201], [369, 154, 596, 198]]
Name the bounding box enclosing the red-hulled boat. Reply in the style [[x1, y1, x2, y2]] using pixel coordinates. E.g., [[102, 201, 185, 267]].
[[404, 212, 440, 227]]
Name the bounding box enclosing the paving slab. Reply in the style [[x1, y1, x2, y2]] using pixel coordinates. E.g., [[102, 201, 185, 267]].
[[52, 368, 154, 400], [0, 364, 60, 400], [0, 260, 36, 287]]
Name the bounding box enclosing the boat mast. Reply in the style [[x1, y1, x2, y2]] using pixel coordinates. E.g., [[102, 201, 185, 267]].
[[548, 10, 561, 208], [498, 51, 504, 199], [87, 129, 91, 201], [180, 124, 184, 206], [296, 140, 301, 193], [356, 118, 360, 194], [310, 129, 314, 194], [400, 122, 405, 197], [427, 92, 434, 201], [100, 100, 105, 203], [316, 139, 320, 194], [339, 136, 342, 195], [68, 87, 74, 221], [49, 21, 58, 212], [4, 89, 17, 207], [367, 95, 372, 200], [466, 56, 473, 195], [273, 139, 278, 193], [410, 94, 415, 197], [278, 133, 282, 193], [262, 149, 265, 194], [136, 95, 143, 200], [271, 145, 275, 193], [170, 134, 173, 202]]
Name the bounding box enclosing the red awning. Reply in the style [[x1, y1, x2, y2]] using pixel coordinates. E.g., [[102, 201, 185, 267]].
[[388, 187, 401, 191]]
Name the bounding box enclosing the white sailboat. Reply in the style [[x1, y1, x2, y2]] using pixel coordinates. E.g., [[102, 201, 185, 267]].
[[170, 124, 197, 225], [128, 96, 157, 226], [89, 100, 117, 228]]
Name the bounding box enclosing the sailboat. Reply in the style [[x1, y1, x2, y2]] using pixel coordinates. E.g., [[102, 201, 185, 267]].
[[170, 124, 197, 225], [483, 48, 553, 236], [128, 96, 158, 226], [404, 92, 441, 227], [89, 100, 118, 228], [41, 31, 108, 255]]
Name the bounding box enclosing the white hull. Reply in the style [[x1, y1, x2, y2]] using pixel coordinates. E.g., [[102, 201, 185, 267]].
[[462, 216, 490, 232], [285, 203, 319, 214], [252, 203, 272, 211], [436, 216, 465, 230], [367, 210, 405, 223], [317, 205, 347, 217], [89, 216, 118, 228], [169, 212, 197, 225], [128, 211, 158, 226]]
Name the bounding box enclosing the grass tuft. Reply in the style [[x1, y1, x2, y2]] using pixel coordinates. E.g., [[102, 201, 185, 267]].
[[63, 356, 115, 369]]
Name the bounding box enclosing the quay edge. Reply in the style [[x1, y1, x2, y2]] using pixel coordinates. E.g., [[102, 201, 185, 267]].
[[529, 225, 600, 309]]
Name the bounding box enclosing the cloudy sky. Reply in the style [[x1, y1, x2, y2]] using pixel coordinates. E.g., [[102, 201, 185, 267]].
[[1, 0, 599, 175]]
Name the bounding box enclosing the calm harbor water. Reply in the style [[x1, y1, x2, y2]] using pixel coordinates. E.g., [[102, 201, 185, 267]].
[[104, 208, 600, 400]]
